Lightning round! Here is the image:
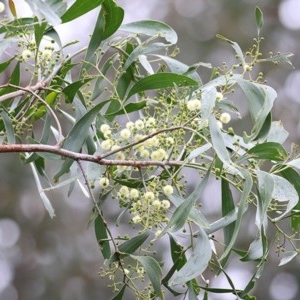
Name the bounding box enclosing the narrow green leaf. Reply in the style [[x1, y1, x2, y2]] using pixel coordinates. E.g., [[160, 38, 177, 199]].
[[220, 168, 252, 263], [247, 142, 288, 161], [131, 255, 163, 299], [105, 101, 147, 117], [127, 73, 198, 100], [118, 231, 150, 254], [121, 20, 178, 44], [112, 285, 126, 300], [163, 170, 210, 233], [0, 57, 14, 74], [278, 251, 298, 266], [270, 174, 298, 222], [34, 19, 47, 49], [0, 62, 20, 98], [216, 34, 245, 66], [237, 79, 276, 142], [241, 239, 264, 261], [221, 178, 236, 248], [54, 102, 103, 180], [61, 0, 104, 23], [0, 110, 15, 144], [279, 167, 300, 231], [255, 6, 264, 35], [169, 228, 212, 286], [95, 214, 111, 259]]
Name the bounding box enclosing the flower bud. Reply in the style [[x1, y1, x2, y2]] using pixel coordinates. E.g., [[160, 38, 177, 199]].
[[187, 99, 201, 111], [0, 2, 5, 13], [22, 49, 32, 62], [99, 177, 109, 188], [219, 112, 231, 124], [163, 185, 174, 195]]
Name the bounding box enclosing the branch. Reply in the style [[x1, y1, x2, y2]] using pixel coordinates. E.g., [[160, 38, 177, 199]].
[[0, 143, 183, 168]]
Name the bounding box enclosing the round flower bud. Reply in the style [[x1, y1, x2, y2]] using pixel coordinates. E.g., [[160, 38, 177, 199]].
[[120, 128, 131, 139], [162, 200, 171, 209], [135, 119, 144, 130], [187, 99, 201, 111], [41, 49, 52, 61], [99, 177, 109, 188], [124, 268, 130, 275], [151, 149, 167, 160], [244, 64, 252, 72], [126, 121, 135, 130], [219, 112, 231, 124], [101, 139, 113, 150], [216, 92, 224, 101], [166, 137, 174, 146], [163, 185, 174, 195], [145, 117, 156, 128], [144, 191, 155, 201], [140, 149, 150, 158], [217, 121, 223, 129], [152, 199, 161, 207], [132, 215, 142, 224], [22, 49, 32, 62], [116, 151, 125, 160], [119, 186, 129, 197], [130, 188, 140, 199], [0, 2, 5, 13], [100, 124, 110, 133]]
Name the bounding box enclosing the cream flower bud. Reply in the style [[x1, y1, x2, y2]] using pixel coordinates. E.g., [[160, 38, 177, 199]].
[[155, 229, 162, 237], [124, 268, 130, 275], [22, 49, 32, 62], [217, 121, 223, 129], [162, 200, 171, 209], [132, 215, 142, 224], [100, 124, 110, 133], [216, 92, 224, 101], [144, 191, 155, 201], [152, 199, 161, 207], [219, 112, 231, 124], [120, 128, 131, 139], [119, 186, 129, 197], [166, 137, 174, 146], [101, 139, 113, 150], [126, 121, 135, 130], [187, 99, 201, 111], [244, 64, 252, 72], [130, 189, 140, 199], [146, 117, 156, 127], [140, 149, 150, 158], [163, 185, 174, 195], [151, 149, 166, 160], [99, 177, 109, 188], [0, 2, 5, 13], [135, 119, 144, 130], [41, 49, 52, 61]]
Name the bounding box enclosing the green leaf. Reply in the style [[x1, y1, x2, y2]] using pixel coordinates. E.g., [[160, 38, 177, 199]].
[[257, 52, 294, 67], [237, 79, 276, 142], [241, 239, 264, 261], [112, 285, 126, 300], [220, 168, 252, 263], [279, 167, 300, 231], [255, 6, 264, 35], [270, 174, 299, 222], [0, 57, 14, 74], [61, 0, 104, 23], [169, 228, 212, 286], [209, 115, 233, 169], [216, 34, 245, 67], [126, 73, 198, 100], [54, 102, 103, 180], [247, 142, 288, 161], [221, 178, 236, 248], [25, 0, 67, 26], [162, 170, 210, 233], [267, 121, 289, 144], [34, 19, 47, 49], [95, 214, 111, 259], [121, 20, 178, 44], [118, 231, 150, 254], [131, 255, 163, 299], [105, 101, 147, 117], [0, 110, 15, 144], [278, 251, 298, 266]]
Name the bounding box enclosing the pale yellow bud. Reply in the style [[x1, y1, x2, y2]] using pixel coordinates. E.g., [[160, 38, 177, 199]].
[[0, 2, 5, 13], [219, 112, 231, 124], [163, 185, 174, 195], [187, 99, 201, 111]]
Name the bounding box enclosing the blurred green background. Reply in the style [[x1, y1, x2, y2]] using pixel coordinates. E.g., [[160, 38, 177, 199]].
[[1, 0, 300, 299]]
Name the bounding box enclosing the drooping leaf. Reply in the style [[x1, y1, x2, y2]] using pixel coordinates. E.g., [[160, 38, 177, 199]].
[[8, 0, 17, 18], [0, 110, 15, 144], [118, 231, 150, 254], [169, 228, 212, 286], [95, 214, 111, 259], [126, 73, 198, 100], [279, 167, 300, 231], [270, 174, 298, 222], [112, 285, 126, 300], [247, 142, 288, 161], [241, 239, 264, 261], [131, 255, 163, 299], [105, 101, 147, 117], [61, 0, 104, 23], [278, 251, 298, 266], [121, 20, 178, 44]]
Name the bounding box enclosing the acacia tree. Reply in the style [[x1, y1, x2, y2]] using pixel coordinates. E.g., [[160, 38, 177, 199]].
[[0, 1, 298, 299]]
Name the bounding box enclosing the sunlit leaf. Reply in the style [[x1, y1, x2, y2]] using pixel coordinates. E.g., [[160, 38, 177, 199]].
[[169, 228, 212, 286], [121, 20, 178, 44], [278, 251, 298, 266], [241, 239, 264, 261], [247, 142, 288, 161]]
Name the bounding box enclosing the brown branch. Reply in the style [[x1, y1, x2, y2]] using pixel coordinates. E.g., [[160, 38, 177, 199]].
[[0, 143, 183, 168]]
